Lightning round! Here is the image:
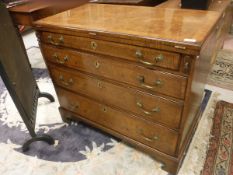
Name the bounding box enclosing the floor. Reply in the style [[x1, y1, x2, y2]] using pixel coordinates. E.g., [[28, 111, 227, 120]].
[[23, 31, 233, 104], [23, 31, 38, 50]]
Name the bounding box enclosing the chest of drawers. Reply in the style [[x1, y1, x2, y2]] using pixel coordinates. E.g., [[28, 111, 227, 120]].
[[34, 3, 228, 174]]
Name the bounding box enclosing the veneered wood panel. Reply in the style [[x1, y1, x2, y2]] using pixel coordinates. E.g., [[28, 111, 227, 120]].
[[46, 56, 187, 99], [34, 3, 221, 47], [48, 64, 184, 129], [56, 87, 179, 156], [40, 34, 181, 70]]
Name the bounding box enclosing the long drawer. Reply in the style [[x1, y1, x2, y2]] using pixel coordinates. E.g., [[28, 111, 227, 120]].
[[49, 65, 184, 129], [39, 32, 181, 70], [56, 87, 179, 156], [42, 45, 187, 99]]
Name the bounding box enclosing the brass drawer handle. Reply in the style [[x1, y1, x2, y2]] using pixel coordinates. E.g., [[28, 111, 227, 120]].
[[138, 129, 159, 142], [71, 103, 79, 110], [48, 35, 64, 46], [136, 102, 160, 115], [58, 75, 74, 86], [53, 53, 69, 64], [136, 50, 164, 66], [137, 75, 163, 89]]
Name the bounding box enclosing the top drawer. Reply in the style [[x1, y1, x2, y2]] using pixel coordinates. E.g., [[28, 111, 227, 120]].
[[39, 32, 181, 70]]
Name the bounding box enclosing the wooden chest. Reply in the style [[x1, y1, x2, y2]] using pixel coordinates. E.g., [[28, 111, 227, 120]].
[[34, 3, 228, 174]]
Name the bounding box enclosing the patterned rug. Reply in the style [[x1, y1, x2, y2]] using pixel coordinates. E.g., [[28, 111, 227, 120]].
[[0, 67, 220, 175], [201, 101, 233, 175], [207, 49, 233, 91]]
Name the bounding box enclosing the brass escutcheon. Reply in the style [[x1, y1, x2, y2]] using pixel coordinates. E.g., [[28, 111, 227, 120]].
[[48, 35, 64, 45], [95, 61, 100, 69], [91, 41, 97, 50], [135, 50, 143, 58], [154, 54, 164, 63], [97, 81, 103, 88], [102, 106, 107, 112]]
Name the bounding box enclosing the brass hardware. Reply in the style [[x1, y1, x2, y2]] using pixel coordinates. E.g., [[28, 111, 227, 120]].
[[97, 81, 103, 88], [184, 62, 189, 71], [71, 103, 79, 109], [53, 53, 69, 64], [183, 56, 191, 74], [58, 36, 64, 44], [138, 129, 159, 142], [48, 34, 52, 41], [64, 56, 69, 62], [155, 80, 162, 86], [136, 102, 160, 115], [135, 50, 143, 58], [138, 59, 155, 66], [53, 53, 58, 59], [91, 41, 97, 50], [89, 32, 97, 36], [174, 45, 186, 50], [136, 50, 164, 66], [102, 106, 107, 112], [222, 12, 226, 18], [95, 61, 100, 69], [155, 54, 164, 63], [137, 75, 163, 89], [48, 35, 64, 46], [59, 75, 74, 86]]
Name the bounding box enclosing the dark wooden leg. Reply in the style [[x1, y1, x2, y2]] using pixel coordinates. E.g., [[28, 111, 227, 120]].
[[39, 92, 55, 102], [22, 134, 55, 152]]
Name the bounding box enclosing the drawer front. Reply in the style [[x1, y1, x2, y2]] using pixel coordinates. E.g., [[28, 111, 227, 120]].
[[56, 87, 178, 156], [49, 65, 183, 129], [42, 45, 187, 99], [39, 32, 181, 70]]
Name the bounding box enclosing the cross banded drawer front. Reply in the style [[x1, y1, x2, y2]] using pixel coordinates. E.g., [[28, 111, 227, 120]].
[[49, 65, 184, 129], [56, 87, 178, 156], [40, 33, 181, 70], [42, 45, 187, 99]]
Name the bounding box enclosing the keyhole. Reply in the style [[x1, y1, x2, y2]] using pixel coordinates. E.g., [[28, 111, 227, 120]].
[[97, 81, 103, 88], [95, 61, 100, 69], [103, 107, 107, 113], [91, 41, 97, 50]]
